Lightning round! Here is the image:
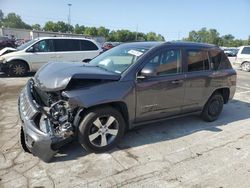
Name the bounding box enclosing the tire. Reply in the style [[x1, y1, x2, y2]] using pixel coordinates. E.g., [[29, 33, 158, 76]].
[[8, 61, 29, 77], [241, 62, 250, 72], [78, 106, 126, 153], [20, 127, 31, 153], [201, 93, 224, 122]]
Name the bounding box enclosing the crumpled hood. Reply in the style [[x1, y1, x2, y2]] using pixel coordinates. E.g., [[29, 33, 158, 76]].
[[0, 47, 17, 56], [33, 62, 121, 91]]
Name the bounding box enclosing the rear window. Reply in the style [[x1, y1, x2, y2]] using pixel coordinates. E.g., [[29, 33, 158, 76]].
[[241, 47, 250, 55], [80, 40, 98, 51], [54, 39, 81, 51], [187, 49, 209, 72]]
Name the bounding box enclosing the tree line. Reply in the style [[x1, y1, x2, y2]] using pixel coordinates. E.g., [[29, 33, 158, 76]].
[[0, 10, 249, 46], [0, 10, 165, 42], [183, 28, 250, 47]]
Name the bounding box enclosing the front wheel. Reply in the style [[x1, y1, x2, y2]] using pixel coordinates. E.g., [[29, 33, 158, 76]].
[[201, 93, 224, 122], [78, 106, 126, 152], [8, 61, 29, 77]]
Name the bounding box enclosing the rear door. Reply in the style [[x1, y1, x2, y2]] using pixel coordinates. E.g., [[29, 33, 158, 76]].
[[182, 48, 212, 112], [80, 39, 100, 61], [54, 39, 81, 62], [135, 47, 185, 122]]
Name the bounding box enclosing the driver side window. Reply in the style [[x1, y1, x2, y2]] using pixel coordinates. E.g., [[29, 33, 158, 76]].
[[144, 49, 182, 76], [33, 40, 54, 52]]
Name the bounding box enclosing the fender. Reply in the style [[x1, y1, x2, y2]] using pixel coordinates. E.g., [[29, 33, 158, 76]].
[[63, 80, 136, 124], [5, 57, 31, 70]]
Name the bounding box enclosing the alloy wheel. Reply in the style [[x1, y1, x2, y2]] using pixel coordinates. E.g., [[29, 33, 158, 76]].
[[88, 115, 119, 147]]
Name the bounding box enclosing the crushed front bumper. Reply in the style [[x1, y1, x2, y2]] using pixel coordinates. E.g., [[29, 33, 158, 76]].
[[18, 80, 66, 162]]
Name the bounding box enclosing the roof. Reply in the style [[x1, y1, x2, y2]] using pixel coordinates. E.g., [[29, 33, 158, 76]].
[[119, 41, 218, 50], [34, 36, 95, 41], [165, 41, 218, 48]]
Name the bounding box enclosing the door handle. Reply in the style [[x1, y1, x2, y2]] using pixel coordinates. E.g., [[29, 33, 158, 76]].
[[171, 80, 183, 84]]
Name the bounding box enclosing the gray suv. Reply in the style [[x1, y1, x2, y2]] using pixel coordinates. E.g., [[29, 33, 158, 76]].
[[18, 42, 236, 162]]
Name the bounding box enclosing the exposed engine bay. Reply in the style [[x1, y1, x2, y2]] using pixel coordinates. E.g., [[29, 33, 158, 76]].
[[31, 81, 75, 140]]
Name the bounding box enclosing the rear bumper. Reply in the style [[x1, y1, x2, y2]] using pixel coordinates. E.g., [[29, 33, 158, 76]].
[[18, 80, 63, 162]]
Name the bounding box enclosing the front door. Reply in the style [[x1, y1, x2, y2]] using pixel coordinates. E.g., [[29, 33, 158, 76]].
[[28, 39, 55, 71], [135, 48, 185, 122]]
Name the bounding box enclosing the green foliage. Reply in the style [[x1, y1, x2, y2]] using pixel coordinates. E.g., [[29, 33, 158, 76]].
[[0, 10, 3, 21], [74, 24, 85, 34], [1, 12, 31, 29], [184, 27, 247, 47], [32, 24, 41, 31], [44, 21, 73, 33], [97, 26, 109, 38], [146, 32, 165, 41], [84, 27, 98, 36]]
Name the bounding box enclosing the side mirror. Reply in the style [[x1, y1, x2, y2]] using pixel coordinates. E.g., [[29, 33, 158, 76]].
[[82, 59, 91, 63], [137, 66, 156, 79], [26, 46, 34, 52]]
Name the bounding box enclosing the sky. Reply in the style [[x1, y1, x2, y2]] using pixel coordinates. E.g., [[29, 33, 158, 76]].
[[0, 0, 249, 41]]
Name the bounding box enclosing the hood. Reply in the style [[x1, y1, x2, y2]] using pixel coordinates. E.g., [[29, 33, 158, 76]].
[[33, 62, 121, 92], [0, 47, 17, 56]]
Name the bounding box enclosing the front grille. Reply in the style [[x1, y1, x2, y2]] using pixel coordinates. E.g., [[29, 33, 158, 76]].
[[19, 81, 39, 120]]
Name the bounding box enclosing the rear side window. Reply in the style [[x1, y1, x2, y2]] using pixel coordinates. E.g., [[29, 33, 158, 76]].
[[187, 49, 209, 72], [241, 47, 250, 54], [210, 50, 232, 70], [80, 40, 98, 51], [54, 39, 81, 51]]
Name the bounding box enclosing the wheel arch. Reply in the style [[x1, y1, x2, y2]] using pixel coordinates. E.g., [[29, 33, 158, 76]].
[[211, 87, 230, 104], [241, 61, 250, 66], [75, 101, 130, 130], [7, 59, 30, 71]]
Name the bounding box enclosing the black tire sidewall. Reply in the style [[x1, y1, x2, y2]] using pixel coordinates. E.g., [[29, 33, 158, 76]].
[[8, 61, 28, 77], [202, 94, 224, 122], [78, 106, 126, 153]]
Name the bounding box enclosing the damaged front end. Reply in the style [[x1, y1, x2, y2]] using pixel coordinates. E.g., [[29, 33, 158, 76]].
[[18, 79, 77, 162]]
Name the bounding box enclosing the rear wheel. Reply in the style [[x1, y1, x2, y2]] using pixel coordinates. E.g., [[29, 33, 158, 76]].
[[8, 61, 29, 77], [241, 62, 250, 72], [201, 93, 224, 122], [78, 106, 126, 152]]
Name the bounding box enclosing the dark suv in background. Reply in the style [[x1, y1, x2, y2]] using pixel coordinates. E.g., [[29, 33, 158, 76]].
[[18, 41, 236, 162]]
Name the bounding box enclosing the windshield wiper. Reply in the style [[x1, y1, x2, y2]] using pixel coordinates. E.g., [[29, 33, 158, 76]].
[[95, 65, 110, 72]]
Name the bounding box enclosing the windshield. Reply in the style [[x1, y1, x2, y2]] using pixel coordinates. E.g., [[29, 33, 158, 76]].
[[17, 39, 38, 51], [89, 44, 148, 74]]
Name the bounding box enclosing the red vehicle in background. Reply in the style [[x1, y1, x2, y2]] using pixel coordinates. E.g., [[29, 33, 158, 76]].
[[0, 37, 16, 50], [102, 42, 120, 52]]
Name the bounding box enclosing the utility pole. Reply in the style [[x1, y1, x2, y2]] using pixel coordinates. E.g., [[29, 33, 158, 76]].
[[68, 3, 72, 25], [135, 24, 138, 41]]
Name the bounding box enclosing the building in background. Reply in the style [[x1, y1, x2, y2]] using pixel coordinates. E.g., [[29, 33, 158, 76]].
[[0, 27, 105, 45]]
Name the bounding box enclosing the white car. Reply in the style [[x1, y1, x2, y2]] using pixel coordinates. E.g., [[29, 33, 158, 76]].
[[235, 46, 250, 72], [0, 37, 102, 76]]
